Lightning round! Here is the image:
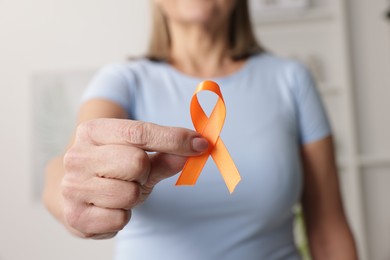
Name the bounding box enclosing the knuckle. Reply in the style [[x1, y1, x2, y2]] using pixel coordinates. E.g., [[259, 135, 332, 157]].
[[60, 175, 83, 202], [131, 149, 150, 177], [111, 210, 131, 231], [60, 172, 86, 206], [63, 203, 83, 230], [76, 120, 96, 142], [166, 129, 184, 150], [164, 128, 186, 151], [63, 147, 82, 172], [60, 177, 73, 199], [122, 183, 141, 208], [125, 121, 148, 146]]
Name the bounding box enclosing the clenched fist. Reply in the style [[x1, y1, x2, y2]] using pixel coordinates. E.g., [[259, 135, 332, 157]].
[[61, 118, 208, 239]]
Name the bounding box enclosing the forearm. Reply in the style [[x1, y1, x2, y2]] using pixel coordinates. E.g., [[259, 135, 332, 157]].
[[306, 213, 358, 259], [303, 172, 358, 259], [301, 136, 358, 259]]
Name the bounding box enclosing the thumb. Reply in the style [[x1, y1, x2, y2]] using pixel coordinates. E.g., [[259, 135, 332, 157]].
[[143, 152, 187, 190]]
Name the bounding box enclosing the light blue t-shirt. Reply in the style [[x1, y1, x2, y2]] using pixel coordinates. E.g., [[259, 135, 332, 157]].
[[82, 53, 331, 260]]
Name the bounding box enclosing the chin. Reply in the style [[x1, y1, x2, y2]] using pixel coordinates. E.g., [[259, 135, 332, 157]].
[[177, 2, 216, 22], [181, 13, 215, 25], [158, 0, 235, 26]]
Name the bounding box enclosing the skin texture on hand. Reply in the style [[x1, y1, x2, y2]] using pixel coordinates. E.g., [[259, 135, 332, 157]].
[[61, 118, 208, 239]]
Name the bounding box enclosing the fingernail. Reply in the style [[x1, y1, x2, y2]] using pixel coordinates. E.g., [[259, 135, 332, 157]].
[[192, 137, 209, 152]]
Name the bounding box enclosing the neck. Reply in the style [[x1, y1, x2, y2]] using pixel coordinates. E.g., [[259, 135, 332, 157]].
[[168, 23, 243, 78]]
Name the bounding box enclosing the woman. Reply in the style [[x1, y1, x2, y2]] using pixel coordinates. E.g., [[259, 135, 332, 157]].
[[43, 0, 358, 259]]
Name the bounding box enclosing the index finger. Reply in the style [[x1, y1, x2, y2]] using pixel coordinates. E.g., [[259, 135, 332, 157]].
[[76, 118, 209, 156]]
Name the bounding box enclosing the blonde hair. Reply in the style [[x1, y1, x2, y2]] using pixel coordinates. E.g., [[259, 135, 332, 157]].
[[147, 0, 263, 61]]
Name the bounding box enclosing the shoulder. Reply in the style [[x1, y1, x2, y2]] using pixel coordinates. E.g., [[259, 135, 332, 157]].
[[247, 53, 315, 99], [83, 58, 166, 112], [95, 58, 165, 82], [251, 53, 310, 79]]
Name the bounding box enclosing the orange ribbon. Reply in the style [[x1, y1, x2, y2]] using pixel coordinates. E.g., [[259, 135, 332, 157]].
[[176, 80, 241, 193]]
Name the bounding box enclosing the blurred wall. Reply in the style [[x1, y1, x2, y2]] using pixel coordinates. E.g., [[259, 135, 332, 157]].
[[348, 0, 390, 259], [0, 1, 150, 259]]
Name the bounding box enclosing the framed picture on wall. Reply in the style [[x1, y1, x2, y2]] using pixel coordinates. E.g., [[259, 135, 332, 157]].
[[31, 69, 95, 200]]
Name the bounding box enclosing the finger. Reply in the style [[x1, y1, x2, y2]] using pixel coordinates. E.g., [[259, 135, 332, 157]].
[[85, 177, 141, 210], [76, 119, 209, 156], [64, 204, 131, 237], [86, 145, 151, 184], [142, 152, 187, 192]]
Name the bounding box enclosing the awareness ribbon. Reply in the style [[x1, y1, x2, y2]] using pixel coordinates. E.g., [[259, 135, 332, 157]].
[[176, 80, 241, 193]]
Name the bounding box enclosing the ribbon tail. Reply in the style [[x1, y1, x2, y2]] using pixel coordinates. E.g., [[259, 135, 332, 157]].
[[211, 138, 241, 194], [176, 154, 209, 186]]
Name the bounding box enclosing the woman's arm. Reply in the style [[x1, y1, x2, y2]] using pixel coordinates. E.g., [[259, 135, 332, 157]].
[[42, 99, 208, 238], [301, 135, 358, 259]]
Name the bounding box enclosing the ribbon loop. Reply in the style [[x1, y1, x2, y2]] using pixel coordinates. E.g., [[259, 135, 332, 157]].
[[176, 80, 241, 193]]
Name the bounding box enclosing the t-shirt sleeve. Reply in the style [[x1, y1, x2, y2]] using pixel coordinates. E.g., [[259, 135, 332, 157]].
[[288, 62, 332, 144], [81, 63, 133, 113]]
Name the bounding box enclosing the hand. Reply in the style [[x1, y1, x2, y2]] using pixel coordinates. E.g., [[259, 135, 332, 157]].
[[61, 118, 208, 239]]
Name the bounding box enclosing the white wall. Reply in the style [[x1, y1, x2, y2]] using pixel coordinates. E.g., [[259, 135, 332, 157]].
[[349, 0, 390, 156], [0, 1, 150, 259], [348, 0, 390, 259]]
